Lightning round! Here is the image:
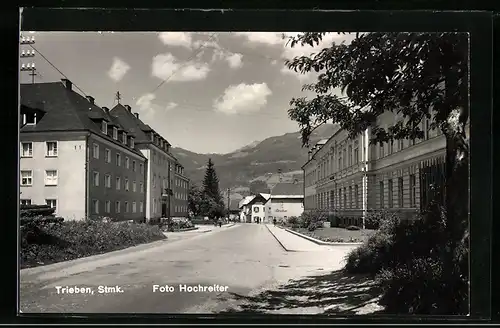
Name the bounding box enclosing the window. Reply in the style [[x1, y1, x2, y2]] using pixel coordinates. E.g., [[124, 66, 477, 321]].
[[254, 207, 259, 213], [132, 202, 137, 213], [140, 182, 144, 193], [116, 153, 121, 166], [104, 174, 111, 188], [113, 127, 118, 140], [338, 152, 342, 171], [21, 170, 33, 186], [175, 206, 178, 213], [125, 201, 129, 212], [92, 199, 99, 214], [122, 132, 127, 145], [348, 145, 352, 166], [116, 176, 121, 190], [425, 118, 430, 140], [132, 160, 136, 172], [93, 171, 99, 186], [125, 157, 130, 169], [398, 177, 404, 207], [379, 181, 384, 208], [389, 141, 394, 155], [343, 148, 346, 168], [354, 147, 359, 164], [343, 187, 347, 208], [379, 143, 385, 158], [150, 133, 154, 141], [388, 179, 393, 208], [409, 174, 416, 207], [101, 121, 108, 134], [339, 188, 342, 208], [23, 112, 37, 125], [45, 170, 58, 186], [153, 199, 157, 213], [46, 199, 57, 211], [153, 175, 156, 188], [139, 202, 144, 213], [93, 143, 99, 159], [130, 138, 135, 148], [410, 138, 416, 146], [105, 149, 111, 163], [349, 186, 352, 208], [132, 181, 137, 192], [354, 185, 359, 208], [125, 179, 129, 191], [115, 201, 121, 213], [105, 200, 111, 213], [20, 199, 31, 205], [152, 152, 156, 164], [140, 163, 144, 174], [21, 142, 33, 157], [398, 139, 404, 151]]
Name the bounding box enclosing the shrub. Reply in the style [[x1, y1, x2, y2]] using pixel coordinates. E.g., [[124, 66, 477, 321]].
[[20, 218, 166, 268], [300, 209, 328, 230], [287, 216, 299, 227]]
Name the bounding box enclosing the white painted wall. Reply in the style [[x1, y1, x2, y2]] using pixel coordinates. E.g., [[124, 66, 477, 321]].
[[20, 140, 86, 220], [266, 197, 304, 222]]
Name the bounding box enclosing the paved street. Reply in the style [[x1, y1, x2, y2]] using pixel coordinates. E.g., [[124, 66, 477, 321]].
[[20, 224, 357, 314]]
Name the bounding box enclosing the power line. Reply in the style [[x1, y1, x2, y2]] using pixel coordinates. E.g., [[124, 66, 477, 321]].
[[150, 32, 218, 95], [28, 43, 88, 97]]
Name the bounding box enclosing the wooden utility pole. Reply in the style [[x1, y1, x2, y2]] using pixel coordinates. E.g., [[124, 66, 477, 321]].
[[227, 187, 230, 221], [20, 36, 36, 83]]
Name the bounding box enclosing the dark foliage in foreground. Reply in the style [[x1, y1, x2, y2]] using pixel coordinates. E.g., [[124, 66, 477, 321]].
[[20, 217, 166, 268]]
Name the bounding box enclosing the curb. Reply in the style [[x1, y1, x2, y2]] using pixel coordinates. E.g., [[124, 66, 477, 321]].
[[265, 225, 296, 252], [283, 227, 364, 246]]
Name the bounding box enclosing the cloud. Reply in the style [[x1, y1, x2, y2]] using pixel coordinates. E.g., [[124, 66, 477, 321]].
[[152, 53, 210, 82], [214, 83, 272, 115], [232, 32, 285, 46], [135, 93, 158, 120], [166, 102, 178, 110], [158, 32, 193, 48], [280, 66, 314, 82], [107, 57, 131, 82], [226, 53, 243, 69]]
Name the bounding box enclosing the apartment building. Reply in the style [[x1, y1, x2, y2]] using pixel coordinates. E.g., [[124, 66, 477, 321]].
[[109, 104, 189, 223], [303, 112, 448, 226], [172, 161, 189, 219], [20, 80, 147, 221]]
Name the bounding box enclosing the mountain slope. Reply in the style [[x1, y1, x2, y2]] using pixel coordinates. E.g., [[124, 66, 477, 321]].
[[171, 124, 337, 194]]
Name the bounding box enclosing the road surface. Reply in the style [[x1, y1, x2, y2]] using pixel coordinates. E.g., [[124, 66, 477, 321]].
[[20, 224, 355, 313]]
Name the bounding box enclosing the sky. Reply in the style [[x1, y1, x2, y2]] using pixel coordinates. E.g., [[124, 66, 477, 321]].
[[19, 32, 355, 154]]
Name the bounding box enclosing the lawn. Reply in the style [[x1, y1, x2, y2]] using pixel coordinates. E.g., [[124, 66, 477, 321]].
[[290, 227, 376, 243]]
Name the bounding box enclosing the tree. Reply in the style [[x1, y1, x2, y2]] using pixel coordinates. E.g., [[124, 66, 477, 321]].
[[188, 184, 204, 218], [285, 32, 469, 313], [249, 180, 270, 194], [201, 158, 225, 219]]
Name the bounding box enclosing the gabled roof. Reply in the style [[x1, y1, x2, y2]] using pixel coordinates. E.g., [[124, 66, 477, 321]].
[[239, 196, 255, 208], [260, 193, 271, 200], [108, 104, 152, 143], [20, 82, 144, 158], [271, 182, 304, 197]]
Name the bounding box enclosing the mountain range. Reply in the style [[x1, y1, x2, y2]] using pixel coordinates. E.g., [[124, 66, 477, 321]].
[[171, 124, 337, 200]]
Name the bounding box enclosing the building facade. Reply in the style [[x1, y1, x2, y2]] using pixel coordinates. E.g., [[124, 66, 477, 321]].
[[20, 80, 147, 221], [302, 112, 448, 226], [265, 183, 304, 223], [110, 104, 190, 223], [172, 162, 189, 219]]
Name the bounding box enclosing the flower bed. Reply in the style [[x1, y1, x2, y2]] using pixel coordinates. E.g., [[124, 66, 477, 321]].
[[289, 226, 375, 243]]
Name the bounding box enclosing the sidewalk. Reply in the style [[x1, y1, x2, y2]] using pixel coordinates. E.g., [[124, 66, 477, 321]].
[[265, 224, 326, 252]]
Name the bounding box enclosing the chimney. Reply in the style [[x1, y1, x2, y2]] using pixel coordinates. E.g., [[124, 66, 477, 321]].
[[124, 105, 131, 112], [308, 150, 313, 160], [61, 78, 72, 90], [134, 112, 139, 119], [86, 96, 95, 104], [102, 106, 109, 113]]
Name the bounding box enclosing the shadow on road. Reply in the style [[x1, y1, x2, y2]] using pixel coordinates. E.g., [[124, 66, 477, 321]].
[[218, 269, 386, 315]]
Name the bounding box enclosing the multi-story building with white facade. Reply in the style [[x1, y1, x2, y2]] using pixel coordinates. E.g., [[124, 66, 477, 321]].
[[19, 80, 147, 221], [265, 182, 304, 223], [303, 112, 450, 227], [110, 104, 189, 223]]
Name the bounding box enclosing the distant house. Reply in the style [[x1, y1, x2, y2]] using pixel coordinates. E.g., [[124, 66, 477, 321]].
[[265, 182, 304, 223], [228, 199, 240, 220], [238, 195, 255, 223]]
